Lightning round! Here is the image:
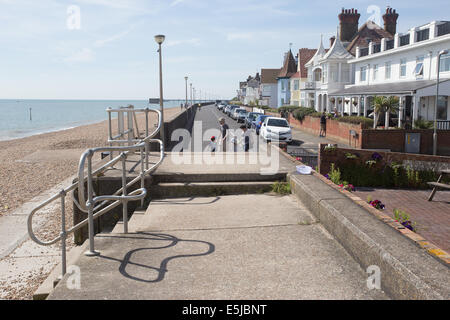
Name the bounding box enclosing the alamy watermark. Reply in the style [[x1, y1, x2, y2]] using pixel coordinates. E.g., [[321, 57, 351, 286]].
[[366, 265, 381, 290], [67, 5, 81, 30], [66, 265, 81, 290]]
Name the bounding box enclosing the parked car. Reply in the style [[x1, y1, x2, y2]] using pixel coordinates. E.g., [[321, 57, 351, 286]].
[[260, 117, 292, 143], [226, 105, 239, 117], [245, 112, 263, 128], [235, 109, 248, 123], [217, 103, 226, 111], [253, 115, 270, 135], [231, 108, 245, 120]]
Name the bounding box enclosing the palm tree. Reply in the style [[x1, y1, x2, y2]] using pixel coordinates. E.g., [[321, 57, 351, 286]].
[[384, 96, 399, 129], [372, 96, 386, 129]]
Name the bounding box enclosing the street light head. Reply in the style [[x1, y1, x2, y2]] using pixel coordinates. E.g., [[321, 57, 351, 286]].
[[154, 34, 165, 45], [185, 76, 188, 81], [439, 49, 449, 55]]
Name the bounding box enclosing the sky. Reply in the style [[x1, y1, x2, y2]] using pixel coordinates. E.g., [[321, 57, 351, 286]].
[[0, 0, 449, 100]]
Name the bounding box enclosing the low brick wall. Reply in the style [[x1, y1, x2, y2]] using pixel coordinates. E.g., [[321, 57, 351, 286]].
[[288, 114, 363, 148], [318, 144, 450, 175], [361, 129, 450, 156], [289, 114, 450, 155]]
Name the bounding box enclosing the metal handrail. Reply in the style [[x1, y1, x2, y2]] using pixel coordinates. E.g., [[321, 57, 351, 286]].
[[27, 108, 164, 278]]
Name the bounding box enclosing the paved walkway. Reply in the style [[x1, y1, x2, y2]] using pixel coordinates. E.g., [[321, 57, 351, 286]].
[[354, 188, 450, 252], [48, 194, 387, 300]]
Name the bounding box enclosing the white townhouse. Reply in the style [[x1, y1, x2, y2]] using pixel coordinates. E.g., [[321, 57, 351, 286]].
[[304, 7, 396, 113], [305, 36, 354, 112], [260, 68, 280, 108], [331, 20, 450, 129]]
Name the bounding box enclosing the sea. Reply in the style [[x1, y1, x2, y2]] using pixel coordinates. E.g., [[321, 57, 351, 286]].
[[0, 99, 191, 141]]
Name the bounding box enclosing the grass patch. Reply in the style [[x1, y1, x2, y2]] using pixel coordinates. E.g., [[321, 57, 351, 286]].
[[271, 181, 291, 195]]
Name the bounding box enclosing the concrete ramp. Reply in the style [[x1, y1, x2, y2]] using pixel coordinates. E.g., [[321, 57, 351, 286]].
[[48, 194, 387, 300]]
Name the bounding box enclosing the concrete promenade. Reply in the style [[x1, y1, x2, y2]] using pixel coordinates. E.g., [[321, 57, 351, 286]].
[[44, 105, 389, 299]]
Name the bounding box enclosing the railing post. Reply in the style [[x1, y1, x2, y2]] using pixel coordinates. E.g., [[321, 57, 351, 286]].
[[108, 108, 113, 160], [85, 151, 100, 257], [145, 108, 150, 170], [140, 147, 145, 208], [121, 153, 128, 234], [60, 189, 67, 277]]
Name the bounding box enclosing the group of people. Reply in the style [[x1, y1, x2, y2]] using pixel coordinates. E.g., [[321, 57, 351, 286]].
[[209, 118, 250, 152]]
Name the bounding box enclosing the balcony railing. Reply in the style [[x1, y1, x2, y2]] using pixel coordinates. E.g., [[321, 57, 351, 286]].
[[437, 120, 450, 130], [301, 82, 316, 89]]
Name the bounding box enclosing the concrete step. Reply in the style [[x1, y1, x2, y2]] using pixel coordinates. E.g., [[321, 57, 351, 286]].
[[151, 172, 286, 184], [149, 181, 274, 199]]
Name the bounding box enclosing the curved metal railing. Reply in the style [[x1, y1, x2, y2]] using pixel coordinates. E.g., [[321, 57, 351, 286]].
[[27, 107, 164, 278]]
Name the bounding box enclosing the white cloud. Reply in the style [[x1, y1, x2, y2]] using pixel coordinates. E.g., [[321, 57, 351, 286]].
[[94, 24, 137, 47], [166, 38, 201, 47], [64, 48, 94, 62], [170, 0, 185, 7]]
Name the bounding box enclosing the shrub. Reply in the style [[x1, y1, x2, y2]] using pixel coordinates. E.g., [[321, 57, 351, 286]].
[[337, 116, 374, 128], [393, 208, 417, 232], [293, 107, 316, 122], [279, 105, 300, 114], [414, 118, 434, 129]]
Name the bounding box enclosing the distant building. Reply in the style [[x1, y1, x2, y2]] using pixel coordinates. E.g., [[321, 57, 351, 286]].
[[260, 68, 280, 108], [331, 18, 450, 128], [291, 48, 317, 107], [238, 73, 261, 105], [277, 50, 297, 107]]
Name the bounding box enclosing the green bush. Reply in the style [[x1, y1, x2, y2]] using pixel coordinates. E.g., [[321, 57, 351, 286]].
[[278, 105, 300, 114], [337, 116, 374, 128], [292, 107, 316, 122], [414, 118, 434, 129]]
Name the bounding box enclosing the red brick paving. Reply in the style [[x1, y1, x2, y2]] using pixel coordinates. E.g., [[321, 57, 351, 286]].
[[354, 188, 450, 252]]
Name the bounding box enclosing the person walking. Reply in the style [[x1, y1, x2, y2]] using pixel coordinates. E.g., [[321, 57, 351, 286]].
[[319, 111, 327, 137], [240, 125, 250, 152], [219, 118, 229, 152]]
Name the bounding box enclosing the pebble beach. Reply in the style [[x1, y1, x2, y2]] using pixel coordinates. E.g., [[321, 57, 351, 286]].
[[0, 107, 181, 300]]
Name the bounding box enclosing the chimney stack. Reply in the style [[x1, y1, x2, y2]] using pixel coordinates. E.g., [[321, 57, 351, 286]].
[[338, 8, 360, 42], [330, 36, 336, 47], [382, 7, 399, 35]]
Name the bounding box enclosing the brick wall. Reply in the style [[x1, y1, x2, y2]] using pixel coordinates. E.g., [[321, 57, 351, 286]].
[[362, 129, 450, 155], [288, 114, 363, 148], [318, 144, 450, 175], [289, 113, 450, 156]]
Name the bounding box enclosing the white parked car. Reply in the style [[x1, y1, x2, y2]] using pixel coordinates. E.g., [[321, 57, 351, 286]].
[[260, 117, 292, 143], [231, 108, 246, 120]]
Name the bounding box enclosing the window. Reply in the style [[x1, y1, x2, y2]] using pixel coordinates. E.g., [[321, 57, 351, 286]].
[[437, 96, 448, 120], [341, 64, 350, 82], [360, 66, 367, 82], [416, 28, 429, 42], [439, 52, 450, 72], [400, 58, 407, 77], [322, 64, 327, 83], [294, 80, 299, 90], [373, 64, 378, 80], [313, 69, 322, 82], [281, 81, 285, 91], [385, 62, 391, 79], [414, 56, 424, 77]]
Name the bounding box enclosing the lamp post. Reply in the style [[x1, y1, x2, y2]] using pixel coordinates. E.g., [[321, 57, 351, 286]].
[[190, 83, 193, 106], [154, 34, 165, 147], [184, 76, 188, 108], [433, 49, 449, 155]]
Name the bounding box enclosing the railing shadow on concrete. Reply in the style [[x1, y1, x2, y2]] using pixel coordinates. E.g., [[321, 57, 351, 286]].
[[28, 107, 165, 280]]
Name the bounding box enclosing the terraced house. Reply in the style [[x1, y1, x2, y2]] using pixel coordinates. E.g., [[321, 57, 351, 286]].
[[305, 7, 396, 113], [331, 18, 450, 129], [290, 48, 317, 107]]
